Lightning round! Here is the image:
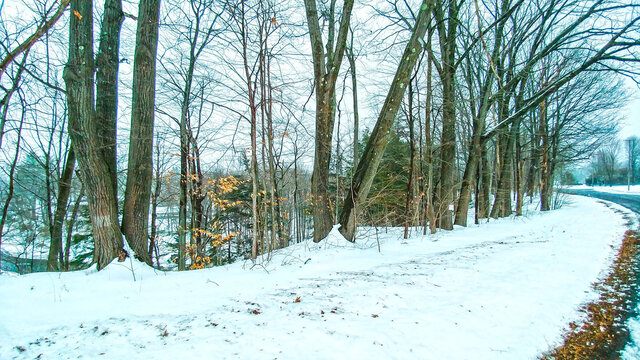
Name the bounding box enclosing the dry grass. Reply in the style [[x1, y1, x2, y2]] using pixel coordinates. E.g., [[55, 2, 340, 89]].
[[544, 228, 640, 360]]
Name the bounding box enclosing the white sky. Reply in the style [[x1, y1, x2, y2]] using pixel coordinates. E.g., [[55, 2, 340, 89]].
[[621, 83, 640, 140]]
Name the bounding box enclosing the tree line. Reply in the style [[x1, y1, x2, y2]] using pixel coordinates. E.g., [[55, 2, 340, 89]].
[[0, 0, 638, 272]]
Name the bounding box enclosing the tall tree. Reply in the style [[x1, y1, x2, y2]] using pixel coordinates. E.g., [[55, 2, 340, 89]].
[[346, 29, 359, 170], [432, 0, 463, 230], [339, 0, 434, 241], [304, 0, 354, 242], [63, 0, 124, 270], [95, 0, 123, 203], [46, 147, 75, 270], [454, 0, 514, 226], [122, 0, 161, 264]]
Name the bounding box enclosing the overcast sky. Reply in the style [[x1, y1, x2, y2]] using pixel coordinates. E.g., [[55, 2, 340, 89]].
[[621, 83, 640, 140]]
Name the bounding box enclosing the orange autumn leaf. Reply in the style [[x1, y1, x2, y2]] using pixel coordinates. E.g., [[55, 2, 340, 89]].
[[73, 10, 82, 20]]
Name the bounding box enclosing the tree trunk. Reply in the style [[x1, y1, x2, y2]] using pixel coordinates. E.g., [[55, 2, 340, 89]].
[[47, 147, 75, 271], [434, 0, 460, 231], [178, 124, 189, 269], [339, 0, 434, 241], [515, 133, 524, 216], [189, 141, 205, 257], [95, 0, 123, 202], [123, 0, 160, 265], [490, 119, 520, 218], [304, 0, 354, 242], [347, 42, 359, 170], [540, 99, 552, 211], [149, 139, 162, 267], [476, 144, 491, 220], [0, 107, 25, 272], [235, 1, 261, 260], [64, 186, 84, 271], [64, 0, 123, 270], [404, 80, 418, 239], [423, 25, 436, 235]]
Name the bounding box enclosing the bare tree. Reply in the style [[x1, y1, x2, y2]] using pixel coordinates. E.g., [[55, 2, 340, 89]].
[[63, 0, 124, 269], [304, 0, 354, 242], [122, 0, 161, 264], [339, 0, 434, 241]]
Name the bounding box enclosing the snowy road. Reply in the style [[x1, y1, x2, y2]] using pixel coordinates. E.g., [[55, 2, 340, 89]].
[[0, 196, 630, 359]]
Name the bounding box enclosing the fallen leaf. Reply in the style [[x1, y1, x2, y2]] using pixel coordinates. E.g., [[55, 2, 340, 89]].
[[294, 296, 301, 303], [73, 10, 82, 20]]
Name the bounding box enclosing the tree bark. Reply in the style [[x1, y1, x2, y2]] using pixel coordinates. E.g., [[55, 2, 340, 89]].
[[188, 139, 205, 257], [539, 98, 552, 211], [64, 186, 84, 271], [95, 0, 123, 202], [423, 24, 436, 235], [64, 0, 123, 270], [434, 0, 461, 230], [123, 0, 160, 265], [490, 119, 520, 218], [347, 40, 359, 170], [404, 80, 418, 239], [149, 133, 163, 267], [476, 144, 491, 220], [339, 0, 434, 241], [304, 0, 354, 242], [47, 147, 75, 271]]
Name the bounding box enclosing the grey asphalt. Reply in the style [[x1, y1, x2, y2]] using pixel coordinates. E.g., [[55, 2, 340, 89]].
[[562, 187, 640, 214]]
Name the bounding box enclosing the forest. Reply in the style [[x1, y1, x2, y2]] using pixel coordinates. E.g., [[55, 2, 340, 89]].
[[0, 0, 639, 273]]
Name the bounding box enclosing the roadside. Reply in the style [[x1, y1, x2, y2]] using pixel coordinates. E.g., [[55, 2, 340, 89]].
[[544, 203, 639, 359]]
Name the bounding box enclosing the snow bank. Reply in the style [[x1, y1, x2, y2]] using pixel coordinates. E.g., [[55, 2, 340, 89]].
[[0, 195, 631, 360]]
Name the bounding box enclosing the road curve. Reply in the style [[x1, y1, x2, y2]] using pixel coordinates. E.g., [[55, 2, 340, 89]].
[[562, 188, 640, 214]]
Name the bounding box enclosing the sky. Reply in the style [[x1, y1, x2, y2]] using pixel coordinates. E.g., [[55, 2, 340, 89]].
[[621, 83, 640, 140]]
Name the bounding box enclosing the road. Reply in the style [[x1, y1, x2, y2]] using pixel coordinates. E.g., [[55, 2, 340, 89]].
[[562, 188, 640, 213]]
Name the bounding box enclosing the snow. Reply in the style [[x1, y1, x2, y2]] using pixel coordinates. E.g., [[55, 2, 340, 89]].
[[0, 195, 632, 359]]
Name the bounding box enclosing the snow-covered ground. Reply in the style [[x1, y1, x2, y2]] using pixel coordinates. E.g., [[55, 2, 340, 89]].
[[0, 195, 631, 360]]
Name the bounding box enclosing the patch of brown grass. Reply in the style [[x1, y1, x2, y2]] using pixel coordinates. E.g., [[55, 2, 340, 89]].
[[544, 230, 640, 360]]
